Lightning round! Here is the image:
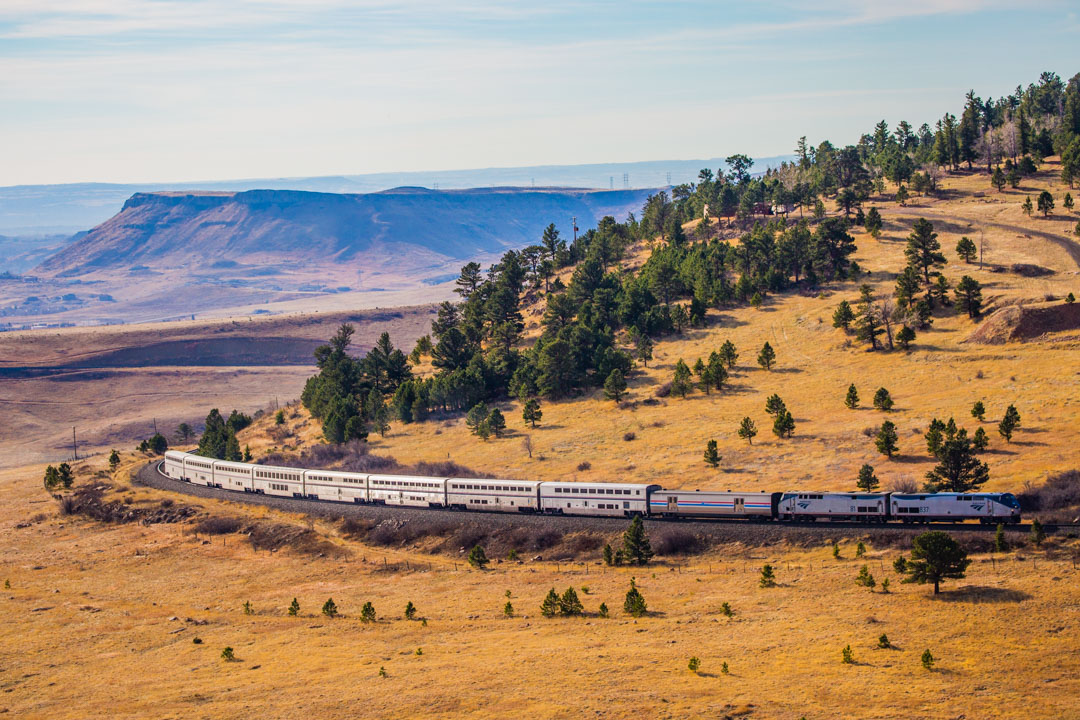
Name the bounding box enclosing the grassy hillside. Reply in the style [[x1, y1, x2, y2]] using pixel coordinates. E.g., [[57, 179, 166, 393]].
[[309, 160, 1080, 496]]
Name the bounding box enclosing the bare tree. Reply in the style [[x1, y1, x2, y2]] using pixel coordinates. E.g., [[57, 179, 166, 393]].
[[875, 298, 897, 351], [521, 435, 533, 459]]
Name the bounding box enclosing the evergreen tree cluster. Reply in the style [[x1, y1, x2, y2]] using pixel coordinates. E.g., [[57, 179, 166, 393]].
[[196, 408, 251, 460]]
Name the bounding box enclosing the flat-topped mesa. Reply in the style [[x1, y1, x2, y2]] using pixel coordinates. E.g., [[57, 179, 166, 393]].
[[38, 186, 655, 276]]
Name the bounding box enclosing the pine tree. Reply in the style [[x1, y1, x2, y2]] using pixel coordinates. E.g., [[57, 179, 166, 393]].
[[875, 421, 899, 459], [603, 544, 614, 566], [1029, 518, 1046, 548], [873, 387, 894, 411], [925, 418, 946, 458], [772, 410, 795, 439], [832, 300, 856, 331], [760, 564, 776, 588], [738, 417, 758, 445], [902, 533, 971, 596], [361, 602, 376, 623], [855, 565, 876, 590], [522, 398, 542, 428], [703, 440, 720, 468], [896, 185, 909, 206], [895, 266, 922, 309], [921, 649, 935, 670], [757, 342, 776, 371], [905, 218, 946, 283], [844, 384, 859, 409], [878, 633, 891, 649], [1022, 196, 1033, 216], [688, 656, 701, 674], [288, 598, 300, 617], [671, 359, 693, 398], [856, 285, 883, 350], [856, 464, 879, 492], [603, 369, 627, 402], [322, 598, 338, 618], [623, 580, 648, 617], [467, 545, 489, 569], [972, 426, 989, 452], [221, 646, 235, 662], [891, 320, 913, 350], [955, 276, 983, 318], [993, 524, 1009, 553], [719, 340, 738, 369], [404, 601, 417, 620], [765, 393, 786, 417], [1037, 190, 1054, 217], [504, 601, 514, 617], [706, 352, 727, 392], [955, 236, 978, 263], [541, 588, 560, 617], [107, 449, 120, 471], [865, 206, 883, 237], [598, 602, 609, 618], [998, 404, 1021, 442], [924, 433, 989, 492], [558, 587, 584, 616], [991, 166, 1005, 192], [57, 462, 74, 489], [487, 409, 506, 438], [1064, 193, 1075, 211], [622, 516, 654, 565], [971, 400, 986, 421]]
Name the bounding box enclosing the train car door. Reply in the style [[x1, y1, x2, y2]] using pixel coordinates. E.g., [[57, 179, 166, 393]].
[[734, 497, 745, 515], [667, 496, 678, 513]]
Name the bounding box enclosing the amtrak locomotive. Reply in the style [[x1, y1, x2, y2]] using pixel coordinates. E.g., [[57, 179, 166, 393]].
[[162, 450, 1022, 524]]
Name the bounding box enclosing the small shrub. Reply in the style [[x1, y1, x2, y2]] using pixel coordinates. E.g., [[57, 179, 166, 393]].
[[467, 545, 489, 569], [881, 578, 890, 593], [415, 648, 423, 656], [855, 565, 876, 590], [855, 541, 866, 558], [322, 597, 338, 618], [221, 646, 235, 662], [655, 382, 672, 398], [1029, 519, 1046, 548], [404, 601, 417, 620], [893, 556, 907, 573], [921, 649, 935, 670], [841, 645, 854, 664], [504, 601, 513, 617], [378, 666, 388, 678], [832, 542, 841, 559], [688, 656, 700, 674], [507, 548, 519, 561], [720, 602, 733, 617], [577, 461, 592, 472], [288, 598, 299, 616], [598, 602, 609, 618], [878, 633, 891, 649], [721, 661, 729, 675], [623, 432, 636, 442], [361, 602, 376, 623], [242, 601, 253, 615], [192, 636, 203, 644], [759, 564, 776, 588], [624, 579, 648, 617], [993, 524, 1009, 553]]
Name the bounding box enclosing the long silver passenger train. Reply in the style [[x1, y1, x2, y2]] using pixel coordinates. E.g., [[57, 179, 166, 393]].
[[162, 450, 1022, 524]]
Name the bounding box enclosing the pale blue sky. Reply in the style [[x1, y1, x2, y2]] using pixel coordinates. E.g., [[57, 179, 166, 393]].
[[1, 0, 1076, 186]]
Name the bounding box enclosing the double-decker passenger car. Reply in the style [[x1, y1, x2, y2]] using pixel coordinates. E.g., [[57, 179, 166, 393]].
[[367, 475, 447, 507], [890, 492, 1021, 523], [539, 482, 658, 517], [213, 460, 254, 492], [304, 469, 367, 503], [252, 464, 304, 497], [778, 492, 888, 522], [649, 490, 780, 519], [446, 478, 541, 512], [183, 454, 216, 486], [164, 450, 186, 481]]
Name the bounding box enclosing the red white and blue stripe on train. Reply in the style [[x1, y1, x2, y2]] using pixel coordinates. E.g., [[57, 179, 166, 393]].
[[162, 450, 1022, 524]]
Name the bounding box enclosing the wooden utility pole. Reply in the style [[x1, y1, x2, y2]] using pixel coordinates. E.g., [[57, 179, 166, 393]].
[[72, 426, 77, 460]]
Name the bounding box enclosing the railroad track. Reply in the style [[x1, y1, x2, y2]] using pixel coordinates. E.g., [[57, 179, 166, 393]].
[[137, 462, 1077, 537]]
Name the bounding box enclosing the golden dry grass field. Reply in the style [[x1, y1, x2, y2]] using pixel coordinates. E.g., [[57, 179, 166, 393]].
[[2, 162, 1080, 719], [2, 458, 1079, 720]]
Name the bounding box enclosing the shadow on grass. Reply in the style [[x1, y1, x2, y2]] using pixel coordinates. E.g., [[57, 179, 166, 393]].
[[938, 586, 1032, 603]]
